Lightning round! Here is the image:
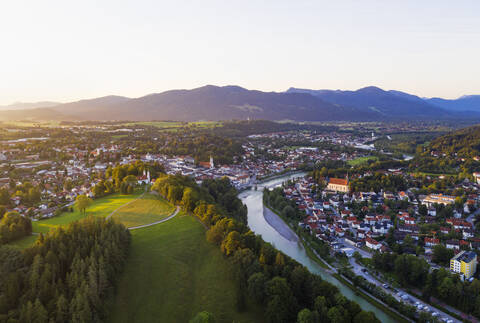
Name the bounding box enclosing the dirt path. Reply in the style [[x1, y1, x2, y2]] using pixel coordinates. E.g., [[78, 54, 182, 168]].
[[127, 206, 180, 230], [106, 192, 146, 220]]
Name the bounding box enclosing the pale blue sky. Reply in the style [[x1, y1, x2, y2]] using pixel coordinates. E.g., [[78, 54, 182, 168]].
[[1, 0, 479, 104]]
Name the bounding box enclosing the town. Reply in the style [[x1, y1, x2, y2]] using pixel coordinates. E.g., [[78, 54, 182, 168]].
[[2, 119, 480, 323]]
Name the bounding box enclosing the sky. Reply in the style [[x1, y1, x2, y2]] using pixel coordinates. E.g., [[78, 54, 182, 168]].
[[0, 0, 479, 104]]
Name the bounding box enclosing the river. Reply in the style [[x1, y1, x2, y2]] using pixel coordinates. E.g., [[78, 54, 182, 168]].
[[238, 172, 396, 323]]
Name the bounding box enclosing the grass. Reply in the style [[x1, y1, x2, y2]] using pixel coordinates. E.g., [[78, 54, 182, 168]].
[[108, 214, 263, 323], [110, 193, 175, 228], [32, 191, 143, 234], [347, 156, 379, 166], [123, 121, 186, 129], [6, 234, 39, 249], [122, 121, 223, 131], [6, 191, 143, 249]]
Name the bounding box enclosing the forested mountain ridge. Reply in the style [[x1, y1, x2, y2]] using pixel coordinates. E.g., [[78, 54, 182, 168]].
[[286, 86, 450, 118], [2, 85, 479, 122], [50, 85, 369, 122], [427, 124, 480, 157]]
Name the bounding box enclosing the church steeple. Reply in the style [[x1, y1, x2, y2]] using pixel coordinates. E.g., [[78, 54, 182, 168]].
[[210, 155, 214, 169]]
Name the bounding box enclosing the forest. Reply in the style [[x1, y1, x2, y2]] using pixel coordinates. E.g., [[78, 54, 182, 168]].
[[428, 124, 480, 157], [0, 216, 131, 322], [0, 212, 32, 244]]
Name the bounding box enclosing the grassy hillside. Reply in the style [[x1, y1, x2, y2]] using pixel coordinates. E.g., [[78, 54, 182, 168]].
[[7, 191, 145, 249], [32, 191, 143, 233], [108, 214, 263, 323], [110, 193, 175, 228]]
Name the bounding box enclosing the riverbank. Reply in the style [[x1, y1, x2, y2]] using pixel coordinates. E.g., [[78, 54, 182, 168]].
[[262, 205, 298, 242], [239, 172, 398, 323], [263, 200, 411, 323]]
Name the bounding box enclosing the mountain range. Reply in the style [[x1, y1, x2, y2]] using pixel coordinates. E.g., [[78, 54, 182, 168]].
[[1, 85, 479, 122]]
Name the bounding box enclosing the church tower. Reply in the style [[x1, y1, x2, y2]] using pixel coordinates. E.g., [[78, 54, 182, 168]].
[[210, 155, 214, 169]]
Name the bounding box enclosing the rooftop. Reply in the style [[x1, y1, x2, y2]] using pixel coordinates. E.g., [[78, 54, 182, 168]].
[[452, 250, 477, 263]]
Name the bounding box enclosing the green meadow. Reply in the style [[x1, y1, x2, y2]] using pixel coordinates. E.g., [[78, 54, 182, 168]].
[[108, 214, 263, 323], [110, 193, 175, 228], [347, 156, 379, 166], [32, 191, 143, 234]]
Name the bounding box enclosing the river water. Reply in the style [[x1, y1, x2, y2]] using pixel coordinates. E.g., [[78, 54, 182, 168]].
[[238, 172, 395, 323]]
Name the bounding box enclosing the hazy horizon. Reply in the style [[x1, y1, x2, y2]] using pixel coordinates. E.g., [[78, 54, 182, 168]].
[[1, 0, 479, 104]]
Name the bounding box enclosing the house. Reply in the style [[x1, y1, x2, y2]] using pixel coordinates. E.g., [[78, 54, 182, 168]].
[[446, 239, 460, 250], [366, 237, 381, 250], [424, 237, 440, 247], [326, 177, 350, 193]]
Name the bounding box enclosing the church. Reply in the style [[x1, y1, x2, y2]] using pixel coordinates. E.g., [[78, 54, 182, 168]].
[[326, 176, 350, 193]]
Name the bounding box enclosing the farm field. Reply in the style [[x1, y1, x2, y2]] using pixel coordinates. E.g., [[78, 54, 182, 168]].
[[110, 193, 175, 228], [123, 120, 222, 131], [123, 121, 186, 129], [108, 214, 263, 323]]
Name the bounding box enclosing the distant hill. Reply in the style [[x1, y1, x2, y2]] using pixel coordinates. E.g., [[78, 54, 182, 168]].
[[286, 86, 450, 118], [50, 85, 373, 122], [0, 108, 74, 121], [426, 95, 480, 112], [2, 85, 479, 122], [428, 124, 480, 157], [47, 95, 130, 117], [0, 101, 61, 110]]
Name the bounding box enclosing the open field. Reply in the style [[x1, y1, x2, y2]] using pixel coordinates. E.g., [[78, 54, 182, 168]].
[[110, 193, 175, 228], [347, 156, 379, 166], [32, 191, 143, 234], [6, 191, 143, 249], [123, 121, 223, 131], [108, 214, 263, 323], [123, 121, 186, 129]]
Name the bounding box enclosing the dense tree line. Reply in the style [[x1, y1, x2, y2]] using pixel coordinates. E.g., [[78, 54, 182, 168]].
[[350, 173, 407, 193], [0, 216, 131, 322], [212, 120, 338, 138], [161, 132, 243, 165], [263, 187, 303, 221], [372, 252, 480, 318], [428, 124, 480, 157], [92, 161, 164, 197], [0, 212, 32, 244], [151, 174, 380, 323]]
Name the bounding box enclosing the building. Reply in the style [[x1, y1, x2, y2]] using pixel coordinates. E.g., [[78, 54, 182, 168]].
[[199, 156, 215, 169], [327, 176, 350, 193], [474, 172, 480, 185], [450, 251, 477, 279], [365, 237, 381, 250], [422, 194, 455, 207]]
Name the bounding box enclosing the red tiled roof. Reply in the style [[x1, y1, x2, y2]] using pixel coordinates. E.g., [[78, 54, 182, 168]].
[[329, 178, 348, 186]]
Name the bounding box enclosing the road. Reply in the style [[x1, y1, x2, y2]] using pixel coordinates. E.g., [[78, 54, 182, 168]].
[[348, 257, 460, 323]]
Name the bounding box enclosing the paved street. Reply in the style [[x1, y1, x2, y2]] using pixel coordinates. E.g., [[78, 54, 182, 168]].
[[348, 257, 460, 323]]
